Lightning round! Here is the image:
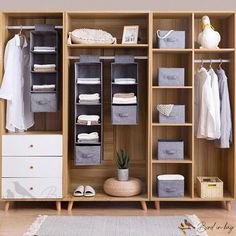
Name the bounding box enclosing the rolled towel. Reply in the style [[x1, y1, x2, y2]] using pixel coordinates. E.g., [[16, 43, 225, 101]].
[[77, 78, 101, 84], [114, 78, 136, 84], [113, 93, 135, 99], [156, 104, 174, 116], [34, 46, 56, 52]]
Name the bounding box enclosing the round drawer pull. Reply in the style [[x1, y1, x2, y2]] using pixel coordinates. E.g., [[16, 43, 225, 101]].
[[29, 166, 34, 170], [29, 144, 34, 148], [29, 187, 33, 191]]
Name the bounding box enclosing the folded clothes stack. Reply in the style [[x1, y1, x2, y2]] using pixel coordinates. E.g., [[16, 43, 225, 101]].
[[112, 93, 137, 104], [77, 115, 100, 125], [114, 78, 136, 84], [77, 132, 99, 143], [77, 77, 101, 84], [34, 64, 56, 72], [34, 46, 56, 52], [32, 84, 56, 92], [79, 93, 100, 104]]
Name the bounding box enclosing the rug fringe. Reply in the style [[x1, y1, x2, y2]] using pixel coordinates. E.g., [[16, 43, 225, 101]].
[[22, 215, 48, 236], [187, 214, 208, 236]]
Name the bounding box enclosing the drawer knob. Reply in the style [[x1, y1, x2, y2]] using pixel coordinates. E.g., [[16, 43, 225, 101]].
[[29, 187, 33, 191], [29, 144, 34, 148], [30, 166, 34, 169]]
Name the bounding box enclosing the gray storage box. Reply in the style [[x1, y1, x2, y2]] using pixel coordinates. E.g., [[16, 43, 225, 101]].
[[112, 105, 137, 125], [31, 93, 57, 112], [75, 145, 101, 166], [158, 68, 185, 86], [157, 30, 185, 49], [158, 140, 184, 160], [157, 174, 184, 198], [159, 105, 185, 124]]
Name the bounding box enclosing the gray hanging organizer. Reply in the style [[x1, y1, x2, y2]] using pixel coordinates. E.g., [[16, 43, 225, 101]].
[[74, 55, 103, 166], [111, 55, 139, 125], [30, 24, 59, 113]]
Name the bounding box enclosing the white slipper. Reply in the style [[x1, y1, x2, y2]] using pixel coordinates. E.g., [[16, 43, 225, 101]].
[[73, 185, 84, 197], [84, 186, 96, 197]]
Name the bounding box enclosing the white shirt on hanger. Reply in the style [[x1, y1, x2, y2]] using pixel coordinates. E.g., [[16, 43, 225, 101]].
[[0, 34, 34, 132], [195, 67, 217, 139], [208, 68, 221, 139]]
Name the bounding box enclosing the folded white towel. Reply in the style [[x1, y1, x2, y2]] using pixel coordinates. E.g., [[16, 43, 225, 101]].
[[77, 132, 99, 141], [77, 115, 100, 122], [79, 93, 100, 101], [112, 96, 137, 104], [77, 77, 100, 81], [32, 84, 56, 91], [34, 46, 56, 52], [115, 78, 136, 81], [156, 104, 174, 116], [34, 64, 56, 68], [77, 80, 101, 85]]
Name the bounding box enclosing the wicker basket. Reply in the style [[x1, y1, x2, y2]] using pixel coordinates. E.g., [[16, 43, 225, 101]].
[[197, 177, 223, 198]]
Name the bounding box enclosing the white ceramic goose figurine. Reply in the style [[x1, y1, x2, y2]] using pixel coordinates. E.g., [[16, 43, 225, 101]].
[[198, 16, 221, 49]]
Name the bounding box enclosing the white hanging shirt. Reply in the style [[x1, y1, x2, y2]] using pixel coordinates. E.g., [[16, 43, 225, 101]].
[[208, 68, 221, 139], [195, 67, 218, 139], [0, 35, 34, 132]]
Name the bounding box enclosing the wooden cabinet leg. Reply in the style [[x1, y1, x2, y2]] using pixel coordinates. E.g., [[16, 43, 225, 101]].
[[226, 201, 232, 211], [140, 201, 147, 211], [68, 201, 74, 211], [56, 201, 61, 211], [154, 201, 160, 210], [4, 201, 10, 212]]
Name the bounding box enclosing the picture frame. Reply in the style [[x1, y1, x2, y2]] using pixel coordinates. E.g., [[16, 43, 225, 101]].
[[122, 25, 139, 44]]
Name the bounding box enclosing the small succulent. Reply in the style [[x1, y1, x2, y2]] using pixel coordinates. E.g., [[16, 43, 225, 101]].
[[117, 148, 130, 169]]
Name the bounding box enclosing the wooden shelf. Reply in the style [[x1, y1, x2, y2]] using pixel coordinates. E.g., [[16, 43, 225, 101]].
[[151, 193, 192, 201], [193, 191, 234, 201], [152, 159, 192, 164], [68, 44, 149, 48], [152, 48, 192, 53], [194, 48, 234, 53], [152, 86, 192, 89], [68, 192, 148, 201], [152, 123, 192, 127]]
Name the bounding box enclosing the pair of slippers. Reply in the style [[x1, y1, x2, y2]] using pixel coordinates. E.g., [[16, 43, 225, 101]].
[[73, 185, 96, 197]]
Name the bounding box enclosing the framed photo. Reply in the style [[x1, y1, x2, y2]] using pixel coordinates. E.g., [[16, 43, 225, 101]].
[[122, 25, 139, 44]]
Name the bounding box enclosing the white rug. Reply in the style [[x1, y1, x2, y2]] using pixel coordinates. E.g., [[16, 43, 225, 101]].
[[23, 215, 208, 236]]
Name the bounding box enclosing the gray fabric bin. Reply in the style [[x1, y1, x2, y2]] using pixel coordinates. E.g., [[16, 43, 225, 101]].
[[112, 105, 137, 125], [158, 140, 184, 160], [158, 68, 185, 86], [75, 145, 101, 166], [159, 105, 185, 124], [31, 93, 57, 112], [157, 30, 185, 49], [157, 174, 184, 198]]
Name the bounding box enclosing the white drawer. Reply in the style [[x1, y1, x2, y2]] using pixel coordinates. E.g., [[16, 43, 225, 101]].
[[2, 157, 62, 178], [2, 135, 62, 156], [2, 178, 62, 199]]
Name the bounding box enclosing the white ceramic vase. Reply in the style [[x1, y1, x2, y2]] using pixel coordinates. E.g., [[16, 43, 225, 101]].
[[117, 169, 129, 181]]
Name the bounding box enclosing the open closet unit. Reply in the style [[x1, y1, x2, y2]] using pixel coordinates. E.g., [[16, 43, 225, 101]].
[[0, 11, 235, 212]]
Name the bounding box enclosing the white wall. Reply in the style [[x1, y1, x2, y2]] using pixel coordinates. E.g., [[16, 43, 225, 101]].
[[0, 0, 235, 11]]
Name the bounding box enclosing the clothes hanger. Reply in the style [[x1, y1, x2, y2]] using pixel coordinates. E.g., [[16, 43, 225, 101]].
[[218, 58, 223, 70], [200, 58, 204, 69], [209, 59, 212, 69]]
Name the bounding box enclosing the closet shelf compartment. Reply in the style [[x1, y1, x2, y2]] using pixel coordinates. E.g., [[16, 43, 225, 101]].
[[152, 159, 192, 164], [194, 48, 235, 53]]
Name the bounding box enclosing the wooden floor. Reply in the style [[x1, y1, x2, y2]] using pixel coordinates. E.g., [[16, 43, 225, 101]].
[[0, 201, 235, 236]]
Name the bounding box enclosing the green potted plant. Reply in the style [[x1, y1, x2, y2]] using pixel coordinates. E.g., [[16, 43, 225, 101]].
[[117, 148, 130, 181]]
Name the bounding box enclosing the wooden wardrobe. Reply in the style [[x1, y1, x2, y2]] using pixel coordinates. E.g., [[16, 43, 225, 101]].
[[0, 11, 235, 212]]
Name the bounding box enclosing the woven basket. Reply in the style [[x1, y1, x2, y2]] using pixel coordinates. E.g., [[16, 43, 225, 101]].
[[103, 177, 142, 197], [69, 28, 117, 44], [197, 177, 223, 198]]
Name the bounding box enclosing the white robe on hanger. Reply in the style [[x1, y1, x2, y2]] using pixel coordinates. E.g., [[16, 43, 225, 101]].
[[208, 68, 221, 139], [195, 67, 219, 139], [0, 34, 34, 132]]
